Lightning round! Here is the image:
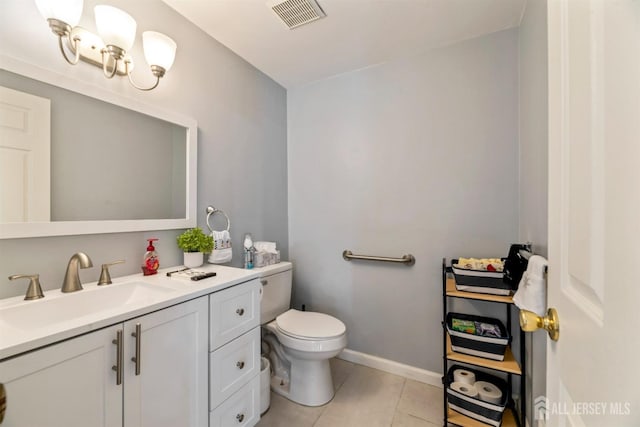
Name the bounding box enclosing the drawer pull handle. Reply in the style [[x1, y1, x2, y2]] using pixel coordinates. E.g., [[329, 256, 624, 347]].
[[236, 308, 245, 316], [236, 413, 245, 423], [131, 323, 141, 376], [112, 329, 124, 385], [236, 361, 245, 369]]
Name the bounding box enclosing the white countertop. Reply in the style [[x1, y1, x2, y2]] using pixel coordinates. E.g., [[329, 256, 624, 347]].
[[0, 264, 259, 360]]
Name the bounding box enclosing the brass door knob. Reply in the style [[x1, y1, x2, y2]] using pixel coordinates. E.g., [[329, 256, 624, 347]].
[[520, 308, 560, 341]]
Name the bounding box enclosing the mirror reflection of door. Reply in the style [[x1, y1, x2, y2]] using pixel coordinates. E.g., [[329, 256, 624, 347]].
[[0, 86, 50, 223]]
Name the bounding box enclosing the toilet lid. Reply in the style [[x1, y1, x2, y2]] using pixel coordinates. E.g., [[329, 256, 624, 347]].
[[276, 310, 346, 339]]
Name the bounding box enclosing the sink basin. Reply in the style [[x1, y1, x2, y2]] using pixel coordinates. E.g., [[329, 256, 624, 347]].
[[0, 281, 176, 332]]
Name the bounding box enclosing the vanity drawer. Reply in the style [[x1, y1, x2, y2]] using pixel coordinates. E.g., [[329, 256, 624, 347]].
[[209, 374, 260, 427], [210, 279, 260, 350], [210, 327, 260, 409]]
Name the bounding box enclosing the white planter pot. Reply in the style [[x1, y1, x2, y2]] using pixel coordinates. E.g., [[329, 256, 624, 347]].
[[183, 252, 204, 268]]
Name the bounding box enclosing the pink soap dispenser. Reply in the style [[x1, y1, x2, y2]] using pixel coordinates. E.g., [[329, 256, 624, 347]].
[[142, 238, 159, 276]]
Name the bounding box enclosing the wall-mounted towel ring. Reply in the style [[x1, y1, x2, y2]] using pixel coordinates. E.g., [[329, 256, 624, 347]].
[[206, 206, 230, 233], [206, 206, 232, 264]]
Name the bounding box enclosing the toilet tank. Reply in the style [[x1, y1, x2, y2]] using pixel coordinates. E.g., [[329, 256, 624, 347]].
[[258, 262, 292, 324]]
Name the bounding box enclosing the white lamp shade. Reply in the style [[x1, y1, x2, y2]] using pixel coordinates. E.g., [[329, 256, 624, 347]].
[[94, 5, 136, 51], [142, 31, 177, 71], [35, 0, 83, 27]]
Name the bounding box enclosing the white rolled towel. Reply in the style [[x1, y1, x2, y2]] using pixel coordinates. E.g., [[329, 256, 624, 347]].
[[513, 254, 548, 317]]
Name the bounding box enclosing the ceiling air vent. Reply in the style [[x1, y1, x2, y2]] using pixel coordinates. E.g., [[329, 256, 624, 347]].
[[268, 0, 327, 30]]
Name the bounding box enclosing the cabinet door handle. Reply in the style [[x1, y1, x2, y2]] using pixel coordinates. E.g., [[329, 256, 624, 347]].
[[131, 323, 141, 376], [112, 329, 123, 385], [260, 279, 267, 286], [236, 361, 245, 369], [236, 413, 245, 423], [236, 308, 245, 316]]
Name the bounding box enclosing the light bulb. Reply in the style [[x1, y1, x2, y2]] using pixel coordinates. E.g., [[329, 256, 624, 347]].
[[94, 5, 136, 51], [35, 0, 83, 27], [142, 31, 177, 71]]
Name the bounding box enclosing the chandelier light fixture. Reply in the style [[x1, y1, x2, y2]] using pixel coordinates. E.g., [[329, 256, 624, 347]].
[[35, 0, 177, 91]]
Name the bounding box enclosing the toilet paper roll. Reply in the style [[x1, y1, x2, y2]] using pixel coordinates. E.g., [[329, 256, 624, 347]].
[[453, 368, 476, 385], [450, 381, 479, 398], [475, 381, 503, 404]]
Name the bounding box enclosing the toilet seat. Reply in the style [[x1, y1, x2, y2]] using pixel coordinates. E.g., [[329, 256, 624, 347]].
[[265, 309, 347, 354], [275, 309, 346, 340]]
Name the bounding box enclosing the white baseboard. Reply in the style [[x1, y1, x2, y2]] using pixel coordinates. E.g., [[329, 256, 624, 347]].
[[337, 348, 443, 388]]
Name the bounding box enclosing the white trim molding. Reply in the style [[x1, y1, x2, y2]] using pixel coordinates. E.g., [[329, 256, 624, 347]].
[[337, 348, 442, 388]]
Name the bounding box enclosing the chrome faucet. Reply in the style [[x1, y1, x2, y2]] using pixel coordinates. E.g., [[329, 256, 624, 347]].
[[61, 252, 93, 293]]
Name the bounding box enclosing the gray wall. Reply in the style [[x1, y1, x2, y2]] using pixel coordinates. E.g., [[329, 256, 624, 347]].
[[287, 29, 520, 372], [0, 0, 288, 299], [0, 3, 544, 414], [518, 0, 549, 425]]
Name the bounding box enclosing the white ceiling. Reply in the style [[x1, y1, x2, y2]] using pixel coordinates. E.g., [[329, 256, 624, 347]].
[[163, 0, 526, 89]]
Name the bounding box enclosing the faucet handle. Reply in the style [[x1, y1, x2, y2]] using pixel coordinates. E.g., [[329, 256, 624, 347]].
[[98, 260, 125, 286], [9, 274, 44, 300]]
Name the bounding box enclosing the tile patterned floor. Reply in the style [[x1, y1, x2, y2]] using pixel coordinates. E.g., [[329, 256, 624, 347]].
[[257, 358, 444, 427]]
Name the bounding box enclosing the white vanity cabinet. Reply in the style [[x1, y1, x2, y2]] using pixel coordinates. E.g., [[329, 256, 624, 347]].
[[209, 279, 261, 427], [123, 296, 208, 427], [0, 324, 123, 427], [0, 296, 208, 427]]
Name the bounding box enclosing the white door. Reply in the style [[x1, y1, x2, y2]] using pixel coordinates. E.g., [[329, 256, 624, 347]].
[[0, 325, 122, 427], [0, 86, 50, 222], [546, 0, 639, 426], [123, 296, 208, 427]]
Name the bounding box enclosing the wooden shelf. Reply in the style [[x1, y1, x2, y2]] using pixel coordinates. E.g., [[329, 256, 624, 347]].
[[446, 277, 514, 304], [447, 407, 517, 427], [443, 260, 524, 426], [446, 335, 521, 375]]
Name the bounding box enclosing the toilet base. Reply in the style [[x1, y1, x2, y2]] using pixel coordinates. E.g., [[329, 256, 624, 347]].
[[270, 357, 335, 407]]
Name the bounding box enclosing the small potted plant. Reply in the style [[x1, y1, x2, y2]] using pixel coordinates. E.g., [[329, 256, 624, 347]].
[[177, 227, 214, 268]]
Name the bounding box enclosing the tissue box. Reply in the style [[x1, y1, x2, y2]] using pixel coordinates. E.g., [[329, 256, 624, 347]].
[[446, 365, 508, 427], [446, 313, 509, 361], [253, 241, 280, 268], [254, 250, 280, 268]]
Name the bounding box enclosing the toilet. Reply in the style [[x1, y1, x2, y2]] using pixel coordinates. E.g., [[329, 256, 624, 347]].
[[258, 262, 347, 407]]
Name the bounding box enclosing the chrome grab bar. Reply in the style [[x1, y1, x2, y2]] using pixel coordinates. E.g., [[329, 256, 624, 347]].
[[342, 250, 415, 266]]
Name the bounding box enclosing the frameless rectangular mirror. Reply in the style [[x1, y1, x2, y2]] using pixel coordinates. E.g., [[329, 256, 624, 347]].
[[0, 56, 197, 239]]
